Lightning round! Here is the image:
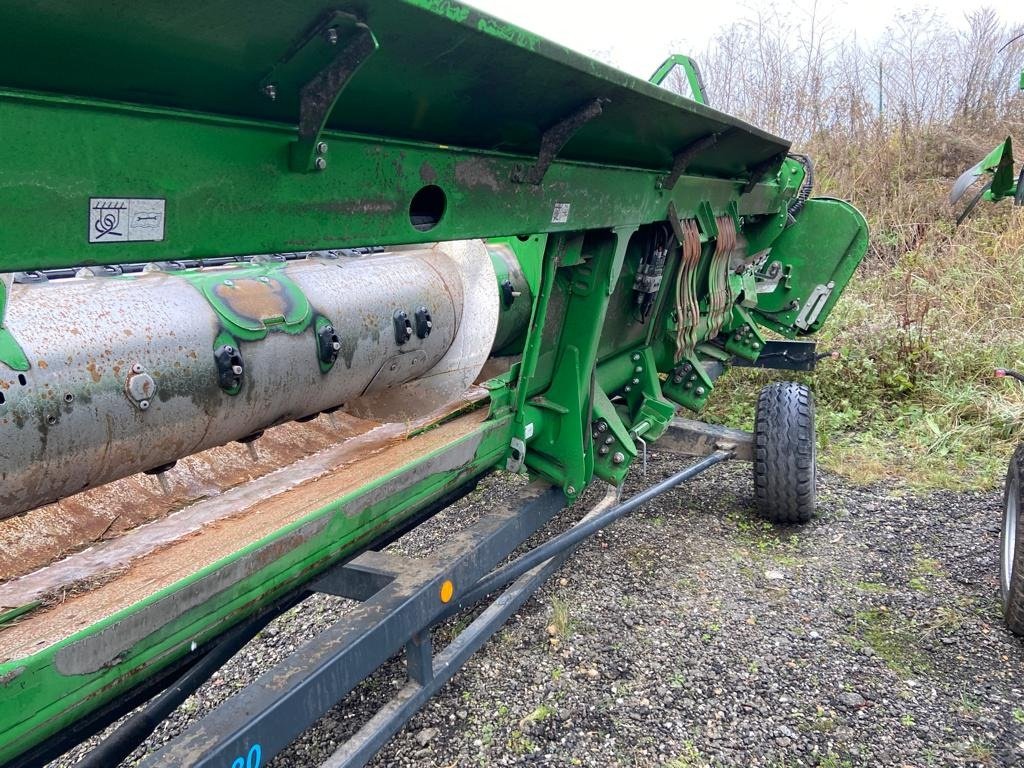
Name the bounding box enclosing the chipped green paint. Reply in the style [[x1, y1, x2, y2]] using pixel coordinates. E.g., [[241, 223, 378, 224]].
[[475, 16, 541, 50]]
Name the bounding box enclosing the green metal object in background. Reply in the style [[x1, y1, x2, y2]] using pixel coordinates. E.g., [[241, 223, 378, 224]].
[[0, 0, 869, 762], [650, 54, 708, 105], [951, 70, 1024, 217]]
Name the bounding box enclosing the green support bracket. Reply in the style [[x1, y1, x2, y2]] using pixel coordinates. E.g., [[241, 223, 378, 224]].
[[723, 305, 767, 362], [0, 274, 29, 372], [258, 11, 379, 173], [513, 228, 636, 499], [664, 351, 716, 412]]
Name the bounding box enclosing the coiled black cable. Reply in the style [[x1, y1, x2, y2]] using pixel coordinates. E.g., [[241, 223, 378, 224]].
[[787, 153, 814, 219]]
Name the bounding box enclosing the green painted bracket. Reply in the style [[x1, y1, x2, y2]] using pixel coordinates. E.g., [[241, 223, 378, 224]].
[[663, 351, 715, 412], [984, 137, 1016, 201], [723, 305, 766, 362], [649, 54, 707, 105], [264, 11, 380, 173], [0, 274, 29, 372]]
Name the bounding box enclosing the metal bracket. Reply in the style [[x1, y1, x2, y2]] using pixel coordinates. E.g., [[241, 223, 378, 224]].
[[260, 11, 379, 173], [657, 130, 727, 190], [794, 281, 835, 330], [742, 152, 787, 193], [511, 98, 608, 185], [506, 436, 527, 473], [732, 339, 823, 372]]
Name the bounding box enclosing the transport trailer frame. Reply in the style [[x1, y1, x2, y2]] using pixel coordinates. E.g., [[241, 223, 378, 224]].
[[23, 423, 735, 768]]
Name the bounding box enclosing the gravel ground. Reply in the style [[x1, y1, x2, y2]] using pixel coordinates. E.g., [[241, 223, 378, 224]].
[[54, 450, 1023, 768]]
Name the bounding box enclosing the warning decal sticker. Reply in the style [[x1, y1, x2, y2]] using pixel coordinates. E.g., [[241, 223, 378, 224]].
[[89, 198, 166, 244]]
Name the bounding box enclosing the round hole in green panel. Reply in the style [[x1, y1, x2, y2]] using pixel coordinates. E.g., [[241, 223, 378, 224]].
[[409, 185, 446, 232]]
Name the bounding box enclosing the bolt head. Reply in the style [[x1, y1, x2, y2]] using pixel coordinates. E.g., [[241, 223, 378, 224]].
[[566, 486, 576, 496], [131, 363, 144, 374], [231, 365, 243, 376], [223, 279, 234, 287], [263, 84, 277, 101], [612, 452, 625, 465], [632, 378, 640, 385], [314, 157, 327, 171], [695, 386, 705, 396], [139, 399, 150, 410], [634, 366, 643, 373], [332, 341, 341, 351], [631, 353, 641, 362], [316, 141, 329, 155], [624, 385, 632, 393], [325, 27, 339, 44]]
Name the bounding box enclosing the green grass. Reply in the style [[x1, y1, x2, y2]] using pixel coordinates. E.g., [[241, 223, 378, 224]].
[[664, 742, 706, 768], [849, 607, 930, 676], [547, 596, 572, 639]]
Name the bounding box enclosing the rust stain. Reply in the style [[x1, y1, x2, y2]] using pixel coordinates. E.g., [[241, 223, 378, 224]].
[[85, 362, 101, 384], [455, 157, 502, 192], [420, 161, 438, 184], [37, 360, 48, 370], [214, 279, 290, 323]]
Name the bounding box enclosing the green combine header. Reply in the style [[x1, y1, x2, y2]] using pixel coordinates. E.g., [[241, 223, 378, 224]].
[[0, 2, 867, 765]]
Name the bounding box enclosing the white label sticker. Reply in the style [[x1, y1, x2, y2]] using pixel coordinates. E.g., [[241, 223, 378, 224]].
[[89, 198, 166, 244], [550, 202, 571, 224], [524, 422, 535, 439]]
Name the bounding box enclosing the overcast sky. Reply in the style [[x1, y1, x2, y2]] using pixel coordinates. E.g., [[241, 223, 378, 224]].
[[470, 0, 1024, 79]]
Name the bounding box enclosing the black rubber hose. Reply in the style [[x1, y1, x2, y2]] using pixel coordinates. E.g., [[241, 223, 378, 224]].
[[787, 153, 814, 219]]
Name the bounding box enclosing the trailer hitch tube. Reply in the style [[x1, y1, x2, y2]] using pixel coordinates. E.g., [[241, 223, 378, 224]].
[[440, 449, 733, 621]]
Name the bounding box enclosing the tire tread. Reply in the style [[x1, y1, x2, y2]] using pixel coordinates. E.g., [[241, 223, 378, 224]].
[[753, 381, 816, 524]]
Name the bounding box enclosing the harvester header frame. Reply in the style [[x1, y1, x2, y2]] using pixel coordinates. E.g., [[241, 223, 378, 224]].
[[0, 2, 868, 765]]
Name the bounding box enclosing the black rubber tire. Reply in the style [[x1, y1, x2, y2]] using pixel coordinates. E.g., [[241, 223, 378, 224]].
[[1000, 444, 1024, 635], [753, 382, 816, 523]]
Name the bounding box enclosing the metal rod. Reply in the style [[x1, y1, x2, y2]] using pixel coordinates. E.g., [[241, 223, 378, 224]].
[[319, 510, 593, 768], [441, 450, 732, 620]]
